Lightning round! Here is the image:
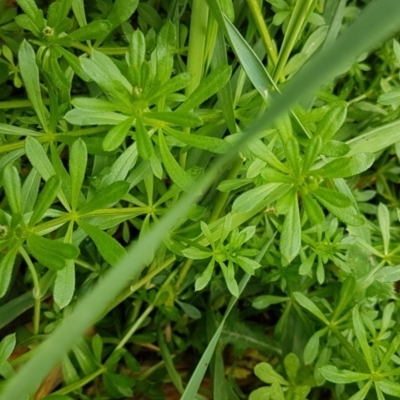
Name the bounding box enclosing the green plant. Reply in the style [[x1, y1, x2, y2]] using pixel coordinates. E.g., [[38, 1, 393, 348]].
[[0, 1, 400, 399]]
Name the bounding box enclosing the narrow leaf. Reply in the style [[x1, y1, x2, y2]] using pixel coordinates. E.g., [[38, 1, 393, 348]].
[[280, 193, 301, 262], [178, 65, 232, 112], [79, 220, 126, 266], [54, 261, 75, 309], [3, 165, 22, 215], [158, 131, 194, 192], [103, 117, 134, 152], [78, 181, 129, 214], [135, 118, 153, 159], [29, 176, 61, 226], [69, 139, 87, 210], [18, 41, 48, 131], [27, 235, 80, 271]]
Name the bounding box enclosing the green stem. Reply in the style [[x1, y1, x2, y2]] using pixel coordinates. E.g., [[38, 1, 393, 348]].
[[273, 0, 316, 82], [246, 0, 278, 68], [115, 304, 155, 350], [175, 258, 194, 293], [179, 0, 209, 169], [19, 247, 42, 336], [53, 366, 106, 395]]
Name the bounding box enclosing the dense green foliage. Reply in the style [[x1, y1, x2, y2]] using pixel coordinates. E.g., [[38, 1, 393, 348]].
[[1, 0, 400, 399]]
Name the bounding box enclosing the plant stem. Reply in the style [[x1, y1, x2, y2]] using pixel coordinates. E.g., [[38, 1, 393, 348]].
[[19, 247, 41, 336], [115, 304, 155, 350], [246, 0, 278, 68], [53, 366, 106, 395], [273, 0, 316, 82]]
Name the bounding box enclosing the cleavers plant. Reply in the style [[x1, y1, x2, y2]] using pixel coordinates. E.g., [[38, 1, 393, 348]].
[[0, 1, 400, 400]]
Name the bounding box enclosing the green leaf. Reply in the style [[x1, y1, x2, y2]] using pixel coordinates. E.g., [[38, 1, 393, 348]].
[[47, 0, 72, 27], [284, 137, 301, 177], [69, 20, 112, 41], [320, 140, 350, 157], [176, 300, 201, 320], [25, 137, 56, 180], [352, 306, 374, 371], [315, 197, 365, 226], [195, 259, 214, 292], [332, 276, 356, 322], [374, 266, 400, 282], [302, 136, 322, 173], [254, 363, 287, 385], [152, 21, 175, 84], [275, 115, 293, 142], [165, 127, 230, 154], [284, 353, 299, 383], [377, 203, 390, 254], [261, 167, 294, 183], [147, 73, 191, 102], [57, 47, 90, 81], [54, 260, 75, 309], [233, 183, 288, 214], [0, 334, 16, 369], [178, 65, 232, 112], [302, 192, 324, 225], [80, 51, 132, 105], [78, 181, 129, 214], [313, 153, 375, 178], [29, 175, 61, 227], [280, 193, 301, 262], [27, 235, 80, 271], [103, 117, 134, 152], [293, 292, 329, 324], [135, 118, 153, 159], [378, 379, 400, 397], [303, 330, 323, 365], [18, 40, 48, 131], [247, 139, 288, 173], [0, 241, 20, 298], [348, 118, 400, 155], [144, 111, 203, 128], [127, 30, 145, 85], [78, 220, 126, 266], [16, 0, 44, 30], [319, 365, 370, 384], [69, 139, 87, 210], [313, 187, 352, 208], [349, 381, 373, 400], [3, 165, 22, 215], [317, 103, 347, 142], [252, 295, 288, 310], [107, 0, 139, 28], [65, 109, 126, 126], [158, 131, 194, 192], [182, 248, 212, 260]]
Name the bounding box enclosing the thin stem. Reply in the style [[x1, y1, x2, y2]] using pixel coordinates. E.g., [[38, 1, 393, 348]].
[[273, 0, 316, 82], [115, 304, 155, 351], [53, 366, 106, 395], [246, 0, 278, 68], [19, 247, 42, 336], [175, 258, 194, 293]]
